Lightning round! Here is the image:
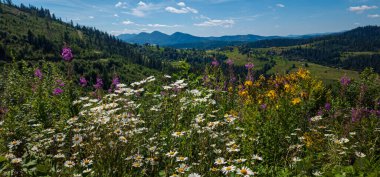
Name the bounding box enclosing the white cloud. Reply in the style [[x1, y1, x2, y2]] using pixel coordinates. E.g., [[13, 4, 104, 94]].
[[349, 5, 377, 13], [186, 7, 198, 13], [177, 2, 186, 7], [115, 2, 127, 8], [368, 14, 380, 18], [194, 19, 235, 27], [165, 6, 198, 14], [88, 16, 94, 19], [276, 4, 285, 8], [147, 24, 181, 28], [130, 1, 158, 17], [165, 2, 198, 14], [122, 20, 134, 25], [138, 1, 148, 8], [114, 14, 119, 17]]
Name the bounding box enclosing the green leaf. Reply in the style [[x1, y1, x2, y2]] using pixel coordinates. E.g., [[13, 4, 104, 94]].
[[159, 170, 166, 177], [36, 164, 50, 175], [23, 160, 37, 167], [0, 156, 6, 163]]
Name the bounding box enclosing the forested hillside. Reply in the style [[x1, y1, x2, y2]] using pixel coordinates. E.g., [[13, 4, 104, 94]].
[[240, 26, 380, 72], [0, 2, 225, 85]]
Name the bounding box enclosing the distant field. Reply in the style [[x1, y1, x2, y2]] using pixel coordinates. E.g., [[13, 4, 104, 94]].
[[340, 51, 380, 60], [268, 58, 360, 83], [213, 47, 360, 83], [209, 48, 270, 70]]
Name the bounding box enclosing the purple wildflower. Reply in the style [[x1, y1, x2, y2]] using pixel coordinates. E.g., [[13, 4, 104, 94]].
[[34, 68, 43, 80], [61, 47, 73, 61], [56, 79, 65, 87], [226, 59, 234, 66], [245, 63, 254, 70], [112, 76, 120, 86], [260, 104, 267, 110], [53, 88, 63, 95], [79, 76, 87, 87], [324, 103, 331, 111], [93, 77, 103, 90], [211, 60, 219, 67], [340, 75, 351, 86]]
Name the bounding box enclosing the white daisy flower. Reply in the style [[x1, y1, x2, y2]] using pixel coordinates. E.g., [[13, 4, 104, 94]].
[[166, 150, 178, 158], [252, 154, 263, 161], [214, 157, 227, 165], [175, 163, 190, 174], [8, 140, 21, 149], [176, 156, 188, 162], [188, 173, 201, 177], [355, 151, 366, 158], [81, 158, 93, 167], [64, 160, 75, 168], [292, 157, 302, 162], [83, 168, 92, 173], [132, 161, 143, 168], [310, 115, 322, 122], [236, 166, 254, 176], [221, 165, 236, 175], [53, 153, 65, 159], [72, 134, 83, 146], [172, 131, 185, 137], [312, 170, 323, 176], [11, 158, 22, 164], [234, 158, 247, 163]]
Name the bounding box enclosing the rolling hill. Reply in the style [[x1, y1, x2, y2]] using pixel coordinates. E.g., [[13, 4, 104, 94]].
[[0, 2, 163, 85], [0, 2, 144, 62], [117, 31, 326, 49], [240, 26, 380, 73]]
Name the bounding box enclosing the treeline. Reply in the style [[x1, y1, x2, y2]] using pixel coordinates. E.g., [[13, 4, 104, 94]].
[[240, 26, 380, 73], [342, 54, 380, 73], [245, 26, 380, 51]]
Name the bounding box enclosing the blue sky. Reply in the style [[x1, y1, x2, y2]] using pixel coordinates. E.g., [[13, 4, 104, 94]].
[[12, 0, 380, 36]]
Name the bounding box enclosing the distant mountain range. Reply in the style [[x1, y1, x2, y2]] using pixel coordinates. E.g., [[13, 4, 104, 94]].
[[117, 31, 333, 49]]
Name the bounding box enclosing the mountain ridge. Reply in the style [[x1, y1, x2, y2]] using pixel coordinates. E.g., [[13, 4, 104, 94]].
[[117, 31, 333, 48]]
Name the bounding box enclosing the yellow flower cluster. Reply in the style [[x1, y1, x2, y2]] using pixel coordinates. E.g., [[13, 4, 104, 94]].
[[237, 68, 321, 107]]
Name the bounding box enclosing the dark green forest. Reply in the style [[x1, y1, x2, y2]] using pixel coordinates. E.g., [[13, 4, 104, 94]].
[[239, 26, 380, 72]]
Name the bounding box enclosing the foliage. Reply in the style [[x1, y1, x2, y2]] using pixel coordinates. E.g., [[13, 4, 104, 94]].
[[241, 26, 380, 73], [0, 55, 379, 176]]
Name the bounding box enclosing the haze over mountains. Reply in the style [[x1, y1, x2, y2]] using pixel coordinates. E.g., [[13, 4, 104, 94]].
[[117, 31, 330, 49]]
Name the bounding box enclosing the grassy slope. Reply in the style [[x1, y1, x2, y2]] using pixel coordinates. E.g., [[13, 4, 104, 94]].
[[268, 58, 359, 83], [208, 48, 269, 70], [214, 47, 359, 82]]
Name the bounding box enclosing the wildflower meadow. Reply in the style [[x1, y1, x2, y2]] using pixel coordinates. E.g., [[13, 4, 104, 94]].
[[0, 48, 379, 177]]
